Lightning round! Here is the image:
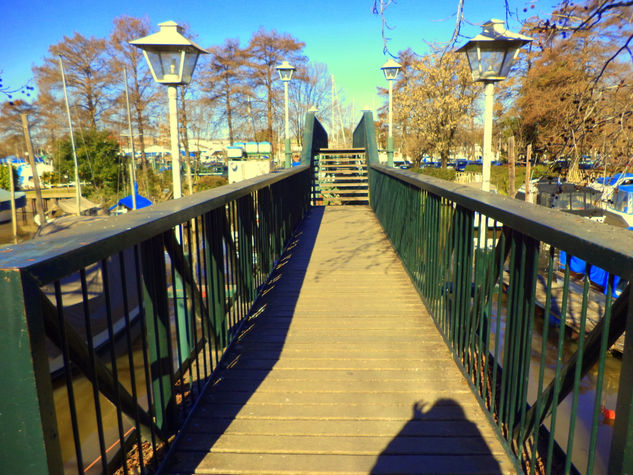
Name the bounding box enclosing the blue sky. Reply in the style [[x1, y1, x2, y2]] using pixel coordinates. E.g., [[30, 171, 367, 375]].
[[1, 0, 555, 110]]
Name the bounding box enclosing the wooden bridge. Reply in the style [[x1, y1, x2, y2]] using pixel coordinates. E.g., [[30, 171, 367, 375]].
[[2, 112, 633, 474], [165, 206, 514, 473]]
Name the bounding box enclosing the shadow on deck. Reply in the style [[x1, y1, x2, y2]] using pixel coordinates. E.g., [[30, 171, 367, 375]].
[[163, 206, 513, 474]]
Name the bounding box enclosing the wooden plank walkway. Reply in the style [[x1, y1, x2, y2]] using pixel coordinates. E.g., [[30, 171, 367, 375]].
[[164, 206, 516, 474]]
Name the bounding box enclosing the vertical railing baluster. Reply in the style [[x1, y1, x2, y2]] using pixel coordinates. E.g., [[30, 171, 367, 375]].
[[529, 245, 555, 475], [80, 267, 108, 473], [53, 281, 84, 472], [564, 260, 592, 473], [101, 258, 127, 473], [546, 251, 571, 474], [586, 275, 614, 474], [134, 244, 158, 468], [118, 251, 144, 472]]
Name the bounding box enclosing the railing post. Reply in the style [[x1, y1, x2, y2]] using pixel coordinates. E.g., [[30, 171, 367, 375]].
[[610, 285, 633, 473], [0, 270, 62, 474]]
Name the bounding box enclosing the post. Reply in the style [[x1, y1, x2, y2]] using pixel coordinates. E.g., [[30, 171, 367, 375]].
[[59, 56, 82, 216], [20, 114, 46, 223], [481, 81, 494, 192], [129, 163, 137, 210], [8, 164, 18, 241], [0, 271, 63, 474], [179, 86, 194, 195], [388, 79, 394, 167], [525, 144, 532, 203], [609, 286, 633, 472], [508, 135, 516, 197], [284, 81, 291, 168], [168, 85, 182, 200], [123, 69, 137, 205]]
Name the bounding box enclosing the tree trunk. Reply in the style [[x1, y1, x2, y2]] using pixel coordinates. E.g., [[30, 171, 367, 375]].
[[266, 84, 274, 146], [440, 151, 449, 168], [508, 135, 516, 198], [179, 87, 194, 195], [135, 106, 147, 169], [525, 144, 532, 203], [226, 88, 234, 145]]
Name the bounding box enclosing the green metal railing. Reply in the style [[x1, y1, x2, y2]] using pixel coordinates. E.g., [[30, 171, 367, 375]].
[[300, 111, 329, 205], [352, 110, 379, 165], [299, 111, 328, 167], [370, 164, 633, 474], [0, 166, 310, 474]]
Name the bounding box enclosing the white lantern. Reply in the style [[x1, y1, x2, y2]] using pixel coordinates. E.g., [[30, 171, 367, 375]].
[[457, 19, 532, 82], [381, 59, 402, 81], [130, 21, 208, 85], [275, 61, 296, 82]]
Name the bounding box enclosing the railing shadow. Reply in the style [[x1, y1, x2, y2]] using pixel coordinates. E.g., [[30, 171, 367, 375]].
[[371, 399, 503, 474], [163, 206, 325, 471]]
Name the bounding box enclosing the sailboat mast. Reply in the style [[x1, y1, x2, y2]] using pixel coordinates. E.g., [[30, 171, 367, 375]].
[[59, 56, 82, 216]]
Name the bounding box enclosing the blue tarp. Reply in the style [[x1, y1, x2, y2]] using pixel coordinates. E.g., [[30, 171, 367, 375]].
[[559, 250, 621, 296], [0, 155, 45, 164], [109, 183, 152, 211], [116, 194, 152, 209], [608, 173, 633, 185]]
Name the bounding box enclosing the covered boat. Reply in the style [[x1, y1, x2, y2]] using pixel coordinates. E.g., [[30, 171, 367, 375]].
[[0, 189, 26, 223]]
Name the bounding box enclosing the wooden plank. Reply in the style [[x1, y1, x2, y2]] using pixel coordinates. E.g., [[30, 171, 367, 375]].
[[164, 453, 513, 474], [164, 206, 515, 474], [180, 433, 506, 455]]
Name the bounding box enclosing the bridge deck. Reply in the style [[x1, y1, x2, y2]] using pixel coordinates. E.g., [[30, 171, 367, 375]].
[[165, 206, 515, 474]]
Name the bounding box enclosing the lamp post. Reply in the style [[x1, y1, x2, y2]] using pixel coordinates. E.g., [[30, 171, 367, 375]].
[[276, 60, 295, 168], [457, 19, 531, 192], [381, 59, 401, 167], [130, 21, 207, 199]]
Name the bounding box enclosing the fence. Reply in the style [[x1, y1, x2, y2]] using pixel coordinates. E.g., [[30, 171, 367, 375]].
[[370, 163, 633, 474], [0, 166, 310, 474]]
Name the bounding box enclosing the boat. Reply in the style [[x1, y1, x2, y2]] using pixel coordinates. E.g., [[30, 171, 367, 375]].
[[603, 183, 633, 228], [590, 173, 633, 203], [516, 176, 607, 222], [0, 189, 26, 223], [514, 177, 629, 352]]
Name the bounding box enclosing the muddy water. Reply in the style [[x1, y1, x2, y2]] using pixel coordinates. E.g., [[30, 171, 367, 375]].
[[490, 294, 620, 474]]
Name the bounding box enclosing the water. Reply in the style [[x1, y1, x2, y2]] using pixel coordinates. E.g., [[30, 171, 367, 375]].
[[489, 282, 621, 474]]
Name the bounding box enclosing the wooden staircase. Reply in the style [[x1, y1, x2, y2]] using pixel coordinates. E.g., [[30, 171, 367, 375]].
[[312, 148, 368, 205]]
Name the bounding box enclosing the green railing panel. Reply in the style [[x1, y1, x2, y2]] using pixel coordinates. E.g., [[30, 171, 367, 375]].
[[300, 111, 328, 167], [369, 163, 633, 474], [0, 165, 310, 473], [352, 110, 379, 165]]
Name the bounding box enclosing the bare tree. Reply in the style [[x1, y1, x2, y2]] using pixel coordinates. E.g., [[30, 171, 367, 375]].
[[109, 15, 159, 168], [246, 28, 306, 147], [200, 38, 251, 145], [33, 33, 115, 130], [289, 62, 332, 146]]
